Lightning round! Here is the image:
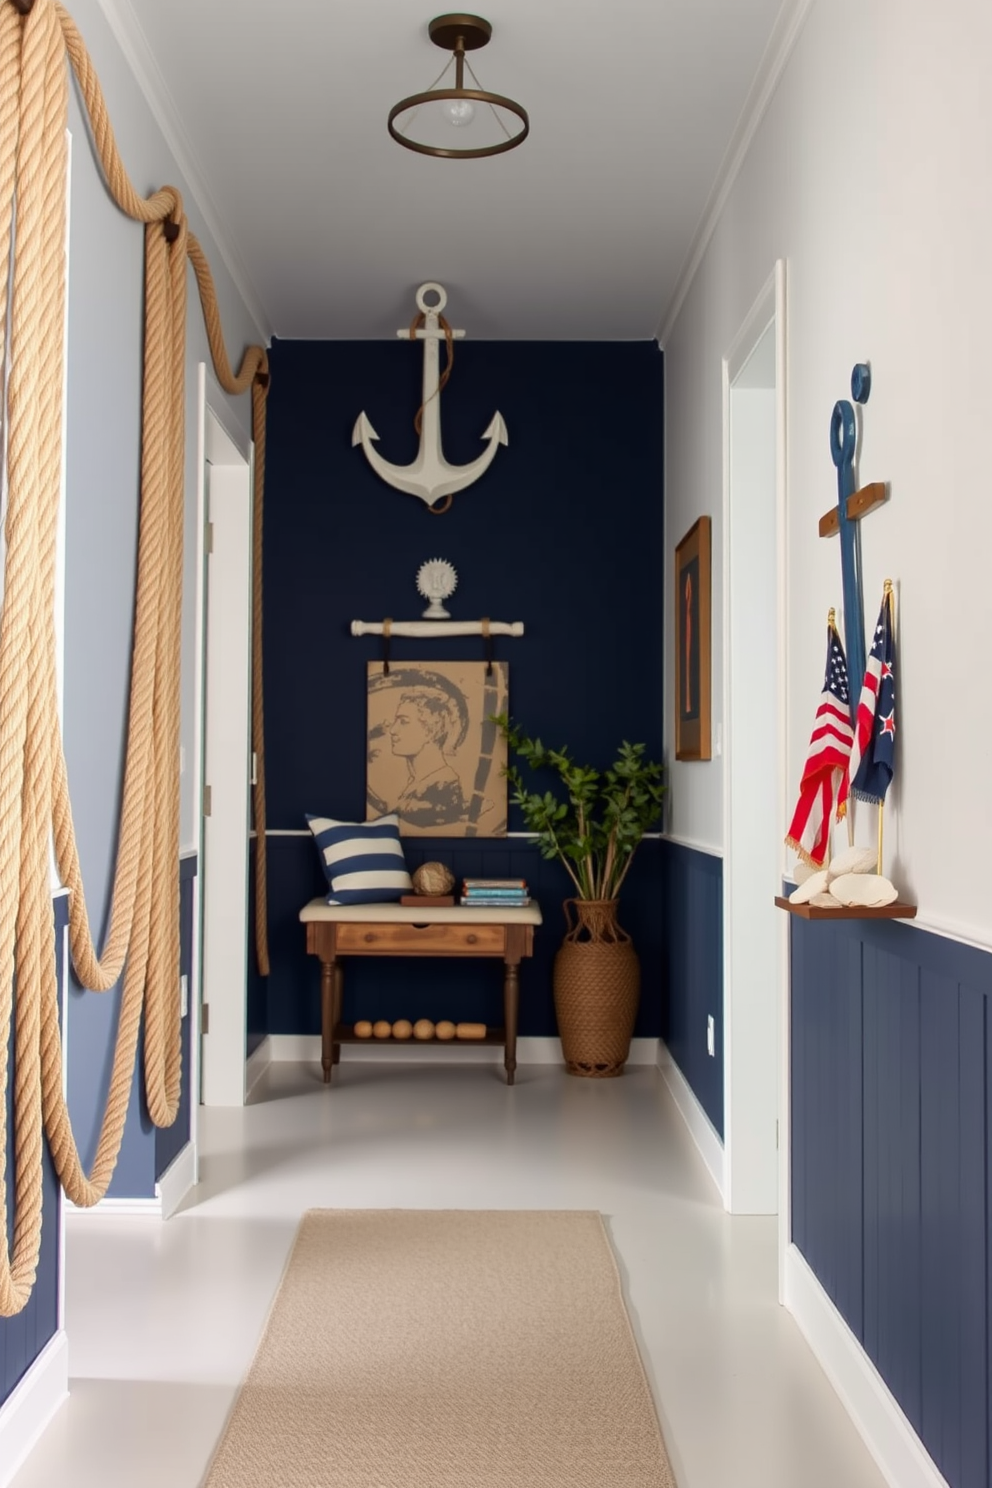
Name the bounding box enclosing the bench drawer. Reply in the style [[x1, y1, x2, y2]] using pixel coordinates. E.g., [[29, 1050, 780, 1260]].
[[335, 922, 506, 955]]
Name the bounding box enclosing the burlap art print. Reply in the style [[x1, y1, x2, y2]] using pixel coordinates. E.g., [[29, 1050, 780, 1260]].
[[366, 662, 508, 837]]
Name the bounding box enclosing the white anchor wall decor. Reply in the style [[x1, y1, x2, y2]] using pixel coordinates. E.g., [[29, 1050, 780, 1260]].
[[352, 282, 507, 511]]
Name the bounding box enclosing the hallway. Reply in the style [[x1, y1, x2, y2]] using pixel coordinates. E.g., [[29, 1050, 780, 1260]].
[[12, 1061, 886, 1487]]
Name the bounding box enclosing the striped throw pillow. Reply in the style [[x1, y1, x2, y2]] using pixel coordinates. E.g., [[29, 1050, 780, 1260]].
[[306, 813, 412, 905]]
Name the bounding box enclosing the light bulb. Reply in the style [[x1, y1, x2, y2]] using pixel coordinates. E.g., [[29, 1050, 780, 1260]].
[[441, 97, 475, 128]]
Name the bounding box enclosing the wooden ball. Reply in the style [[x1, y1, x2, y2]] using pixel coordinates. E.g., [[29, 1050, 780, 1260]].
[[413, 1018, 435, 1041], [412, 861, 455, 896], [392, 1019, 413, 1040], [354, 1020, 373, 1039], [435, 1020, 456, 1041], [372, 1019, 392, 1039]]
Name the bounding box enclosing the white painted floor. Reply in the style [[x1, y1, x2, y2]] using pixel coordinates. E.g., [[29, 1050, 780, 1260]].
[[13, 1060, 887, 1488]]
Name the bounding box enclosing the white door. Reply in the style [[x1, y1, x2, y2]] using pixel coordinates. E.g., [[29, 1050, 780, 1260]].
[[198, 378, 253, 1107]]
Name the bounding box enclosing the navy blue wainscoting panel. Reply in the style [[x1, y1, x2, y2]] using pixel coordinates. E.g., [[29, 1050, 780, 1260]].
[[260, 337, 665, 1041], [246, 838, 267, 1059], [155, 855, 196, 1181], [0, 894, 66, 1408], [658, 840, 723, 1137], [266, 833, 663, 1040], [791, 914, 991, 1488]]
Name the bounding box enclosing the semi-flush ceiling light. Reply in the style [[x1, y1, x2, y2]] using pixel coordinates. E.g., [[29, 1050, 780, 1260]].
[[388, 14, 529, 160]]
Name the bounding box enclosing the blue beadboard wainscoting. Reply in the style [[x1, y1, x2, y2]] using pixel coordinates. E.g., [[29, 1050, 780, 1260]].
[[155, 855, 197, 1182], [790, 912, 991, 1488], [0, 895, 67, 1409], [659, 840, 724, 1138]]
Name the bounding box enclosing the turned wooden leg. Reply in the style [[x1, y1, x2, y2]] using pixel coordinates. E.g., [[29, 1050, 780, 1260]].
[[321, 958, 336, 1084], [332, 962, 343, 1065], [503, 959, 520, 1086]]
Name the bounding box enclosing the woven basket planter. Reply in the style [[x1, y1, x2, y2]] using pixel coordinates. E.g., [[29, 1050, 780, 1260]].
[[553, 899, 640, 1078]]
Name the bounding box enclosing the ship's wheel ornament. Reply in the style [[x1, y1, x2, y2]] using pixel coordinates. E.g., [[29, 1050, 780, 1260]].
[[352, 282, 507, 511]]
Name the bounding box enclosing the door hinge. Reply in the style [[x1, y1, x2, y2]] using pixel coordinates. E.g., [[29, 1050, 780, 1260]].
[[205, 521, 214, 555], [203, 784, 212, 817], [201, 1003, 209, 1035]]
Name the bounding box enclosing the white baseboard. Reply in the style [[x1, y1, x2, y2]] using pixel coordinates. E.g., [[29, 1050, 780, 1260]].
[[0, 1330, 68, 1488], [784, 1245, 948, 1488], [657, 1039, 725, 1198], [155, 1141, 196, 1219], [65, 1194, 161, 1218], [266, 1034, 658, 1067], [245, 1035, 272, 1097]]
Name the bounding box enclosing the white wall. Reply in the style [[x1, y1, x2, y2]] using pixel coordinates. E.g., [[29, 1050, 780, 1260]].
[[664, 0, 992, 947]]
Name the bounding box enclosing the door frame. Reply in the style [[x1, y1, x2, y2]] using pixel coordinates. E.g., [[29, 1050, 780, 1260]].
[[193, 364, 254, 1111], [720, 261, 790, 1240]]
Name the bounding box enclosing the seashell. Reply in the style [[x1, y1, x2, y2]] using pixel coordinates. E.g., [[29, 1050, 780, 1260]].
[[789, 870, 829, 904], [826, 846, 877, 881], [828, 873, 898, 908], [792, 860, 819, 885], [412, 861, 455, 896], [809, 893, 843, 909]]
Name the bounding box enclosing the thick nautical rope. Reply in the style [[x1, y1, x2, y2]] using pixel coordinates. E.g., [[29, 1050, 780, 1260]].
[[0, 0, 269, 1317]]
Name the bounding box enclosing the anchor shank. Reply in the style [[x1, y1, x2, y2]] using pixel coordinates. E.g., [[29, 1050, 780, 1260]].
[[420, 314, 443, 461]]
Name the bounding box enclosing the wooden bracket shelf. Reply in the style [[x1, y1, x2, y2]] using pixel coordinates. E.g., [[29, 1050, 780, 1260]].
[[774, 896, 917, 921]]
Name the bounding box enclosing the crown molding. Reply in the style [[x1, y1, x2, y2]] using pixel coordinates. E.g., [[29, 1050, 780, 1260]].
[[656, 0, 815, 348], [94, 0, 272, 345]]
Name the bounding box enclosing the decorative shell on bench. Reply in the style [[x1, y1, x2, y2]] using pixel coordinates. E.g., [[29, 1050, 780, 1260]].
[[412, 861, 455, 896], [829, 873, 899, 908], [789, 870, 830, 904], [826, 846, 877, 881]]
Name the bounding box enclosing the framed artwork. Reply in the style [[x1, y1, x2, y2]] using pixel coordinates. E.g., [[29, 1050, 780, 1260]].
[[366, 661, 508, 836], [674, 516, 712, 761]]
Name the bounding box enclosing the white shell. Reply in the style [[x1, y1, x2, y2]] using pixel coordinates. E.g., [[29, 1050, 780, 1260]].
[[826, 846, 878, 881], [828, 873, 899, 908], [792, 860, 818, 885], [416, 558, 457, 619], [789, 870, 829, 904], [809, 893, 843, 909]]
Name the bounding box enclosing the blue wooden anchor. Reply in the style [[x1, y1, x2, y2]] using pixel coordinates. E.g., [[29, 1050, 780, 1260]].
[[819, 364, 888, 717]]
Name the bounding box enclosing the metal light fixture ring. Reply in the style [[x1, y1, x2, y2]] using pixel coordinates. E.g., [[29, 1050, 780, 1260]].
[[388, 88, 529, 159], [389, 12, 528, 160]]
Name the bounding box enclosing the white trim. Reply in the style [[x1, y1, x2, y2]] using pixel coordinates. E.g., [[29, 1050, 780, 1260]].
[[656, 0, 814, 346], [656, 1040, 725, 1199], [266, 1034, 658, 1067], [0, 1331, 69, 1488], [659, 832, 723, 858], [897, 912, 992, 957], [245, 1035, 272, 1098], [93, 0, 271, 344], [784, 1245, 949, 1488], [155, 1141, 196, 1219], [66, 1195, 162, 1218]]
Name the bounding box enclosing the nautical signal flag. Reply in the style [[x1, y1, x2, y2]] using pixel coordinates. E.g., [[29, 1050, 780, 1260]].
[[849, 584, 896, 806], [785, 619, 854, 868]]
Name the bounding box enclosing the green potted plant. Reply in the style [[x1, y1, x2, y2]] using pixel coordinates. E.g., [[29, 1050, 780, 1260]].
[[494, 716, 665, 1078]]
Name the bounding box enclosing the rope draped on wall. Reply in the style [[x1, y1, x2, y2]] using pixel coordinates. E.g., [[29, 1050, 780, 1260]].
[[0, 0, 269, 1317]]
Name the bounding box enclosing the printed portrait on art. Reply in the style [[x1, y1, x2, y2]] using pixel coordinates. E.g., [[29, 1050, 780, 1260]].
[[366, 662, 508, 836]]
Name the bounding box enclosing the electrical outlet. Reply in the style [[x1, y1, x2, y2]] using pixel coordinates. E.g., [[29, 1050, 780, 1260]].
[[706, 1015, 715, 1057], [180, 973, 188, 1019]]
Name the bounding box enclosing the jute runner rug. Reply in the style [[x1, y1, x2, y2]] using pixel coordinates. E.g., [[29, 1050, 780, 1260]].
[[202, 1209, 676, 1487]]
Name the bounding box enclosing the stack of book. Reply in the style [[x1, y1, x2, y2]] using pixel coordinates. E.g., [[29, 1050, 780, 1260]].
[[460, 877, 531, 908]]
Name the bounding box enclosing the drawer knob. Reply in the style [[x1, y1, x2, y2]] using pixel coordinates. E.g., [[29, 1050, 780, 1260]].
[[364, 931, 377, 943], [466, 933, 477, 944]]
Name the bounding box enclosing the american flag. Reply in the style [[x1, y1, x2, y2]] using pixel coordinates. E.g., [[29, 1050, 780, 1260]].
[[849, 586, 896, 805], [785, 620, 854, 868]]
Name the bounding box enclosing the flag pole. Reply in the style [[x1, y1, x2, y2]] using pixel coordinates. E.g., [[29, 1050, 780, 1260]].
[[876, 580, 895, 875]]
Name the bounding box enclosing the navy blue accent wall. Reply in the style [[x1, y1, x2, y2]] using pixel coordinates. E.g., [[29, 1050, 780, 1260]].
[[659, 840, 724, 1136], [155, 855, 196, 1181], [791, 914, 991, 1488], [246, 839, 267, 1059], [262, 338, 665, 1036], [0, 895, 66, 1408]]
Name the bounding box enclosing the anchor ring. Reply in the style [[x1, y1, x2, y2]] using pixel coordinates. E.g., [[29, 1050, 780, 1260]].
[[416, 282, 447, 315], [830, 399, 856, 470]]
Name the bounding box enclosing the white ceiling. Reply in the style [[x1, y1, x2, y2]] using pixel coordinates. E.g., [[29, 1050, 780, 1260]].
[[114, 0, 792, 341]]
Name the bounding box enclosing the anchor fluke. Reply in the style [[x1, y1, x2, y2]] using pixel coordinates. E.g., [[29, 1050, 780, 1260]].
[[352, 283, 507, 510]]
